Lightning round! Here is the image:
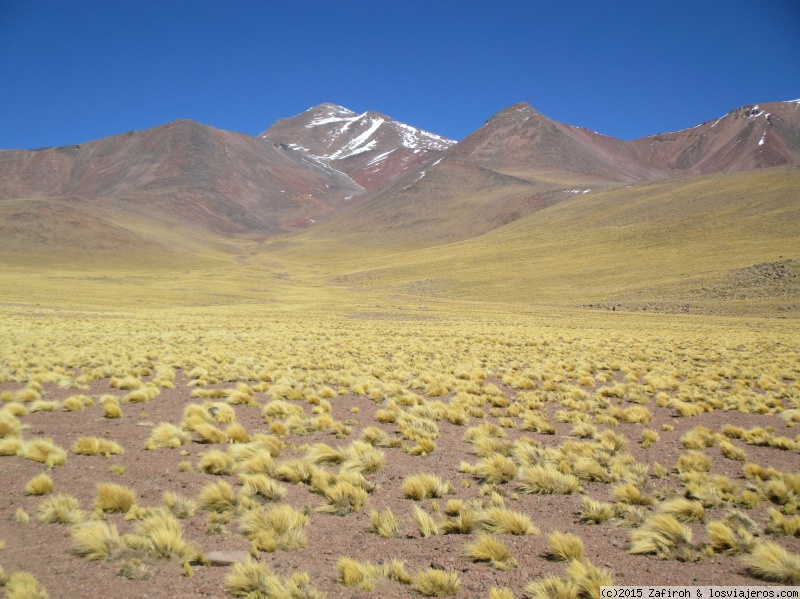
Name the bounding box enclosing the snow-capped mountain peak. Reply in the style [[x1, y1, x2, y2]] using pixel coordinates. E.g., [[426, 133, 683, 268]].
[[260, 104, 455, 191]]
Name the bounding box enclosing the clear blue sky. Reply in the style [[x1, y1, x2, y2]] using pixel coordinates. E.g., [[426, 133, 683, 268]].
[[1, 0, 798, 149]]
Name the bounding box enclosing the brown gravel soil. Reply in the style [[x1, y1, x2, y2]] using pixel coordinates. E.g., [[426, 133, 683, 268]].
[[1, 372, 799, 599]]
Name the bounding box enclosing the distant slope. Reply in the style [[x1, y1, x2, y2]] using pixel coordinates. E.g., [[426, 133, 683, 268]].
[[301, 99, 800, 250], [259, 103, 455, 191], [0, 119, 364, 237], [628, 100, 800, 175], [304, 167, 800, 316]]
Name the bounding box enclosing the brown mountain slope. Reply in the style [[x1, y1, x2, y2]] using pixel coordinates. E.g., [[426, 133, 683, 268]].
[[259, 103, 455, 191], [446, 102, 663, 182], [304, 99, 800, 250], [628, 100, 800, 174], [0, 119, 363, 236]]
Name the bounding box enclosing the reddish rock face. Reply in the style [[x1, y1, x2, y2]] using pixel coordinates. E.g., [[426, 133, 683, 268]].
[[0, 100, 797, 247], [0, 119, 364, 236], [259, 103, 455, 192], [445, 100, 800, 182]]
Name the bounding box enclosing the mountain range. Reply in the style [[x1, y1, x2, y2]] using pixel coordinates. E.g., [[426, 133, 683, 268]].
[[1, 99, 799, 257]]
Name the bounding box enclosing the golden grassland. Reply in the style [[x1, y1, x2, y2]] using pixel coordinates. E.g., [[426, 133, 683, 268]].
[[0, 166, 799, 597], [0, 298, 799, 596]]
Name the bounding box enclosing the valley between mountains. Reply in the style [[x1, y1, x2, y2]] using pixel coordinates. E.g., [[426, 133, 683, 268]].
[[0, 99, 799, 598]]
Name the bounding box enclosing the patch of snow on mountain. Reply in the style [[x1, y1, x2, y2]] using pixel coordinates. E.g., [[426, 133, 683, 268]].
[[394, 122, 455, 150], [365, 149, 396, 167], [328, 117, 385, 159], [758, 131, 766, 146]]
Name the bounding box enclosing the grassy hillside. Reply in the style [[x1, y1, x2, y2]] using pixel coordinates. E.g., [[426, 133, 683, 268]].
[[268, 166, 799, 316], [0, 167, 797, 318]]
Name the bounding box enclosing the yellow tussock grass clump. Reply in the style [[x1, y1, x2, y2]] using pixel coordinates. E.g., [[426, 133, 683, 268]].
[[565, 558, 614, 599], [305, 442, 345, 465], [629, 514, 692, 561], [37, 493, 83, 524], [489, 588, 515, 599], [198, 480, 237, 513], [94, 482, 136, 513], [226, 559, 324, 598], [337, 557, 411, 590], [15, 508, 30, 524], [473, 454, 519, 484], [225, 422, 250, 443], [239, 474, 286, 503], [62, 394, 94, 412], [238, 503, 309, 552], [101, 396, 122, 418], [0, 411, 21, 438], [198, 449, 235, 475], [146, 422, 190, 449], [72, 436, 124, 457], [705, 519, 755, 555], [368, 507, 399, 538], [117, 558, 152, 580], [133, 511, 204, 562], [580, 497, 614, 524], [23, 438, 67, 468], [479, 507, 538, 535], [317, 481, 369, 515], [72, 521, 124, 561], [413, 505, 439, 537], [742, 541, 800, 584], [341, 441, 385, 474], [414, 568, 461, 597], [641, 429, 660, 448], [525, 576, 578, 599], [659, 498, 706, 523], [5, 571, 49, 599], [403, 473, 453, 500], [518, 465, 581, 495], [613, 483, 655, 506], [0, 437, 23, 456], [546, 531, 585, 562], [766, 508, 800, 537], [25, 473, 54, 496], [466, 534, 518, 570], [162, 491, 197, 519]]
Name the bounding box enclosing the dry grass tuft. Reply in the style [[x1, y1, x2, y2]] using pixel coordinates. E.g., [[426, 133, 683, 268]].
[[518, 465, 581, 495], [316, 481, 369, 515], [226, 558, 325, 598], [23, 438, 67, 468], [238, 504, 309, 552], [403, 473, 452, 500], [198, 480, 237, 513], [162, 491, 197, 519], [580, 497, 614, 524], [5, 571, 49, 599], [629, 514, 693, 561], [742, 541, 800, 584], [658, 498, 706, 523], [413, 505, 439, 537], [146, 422, 190, 449], [25, 473, 54, 496], [414, 568, 461, 597], [546, 531, 585, 562], [72, 436, 124, 457], [198, 449, 235, 475], [72, 521, 124, 561], [37, 493, 83, 524], [473, 454, 519, 484], [466, 534, 518, 570], [479, 506, 538, 535], [94, 482, 136, 513], [368, 507, 399, 538]]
